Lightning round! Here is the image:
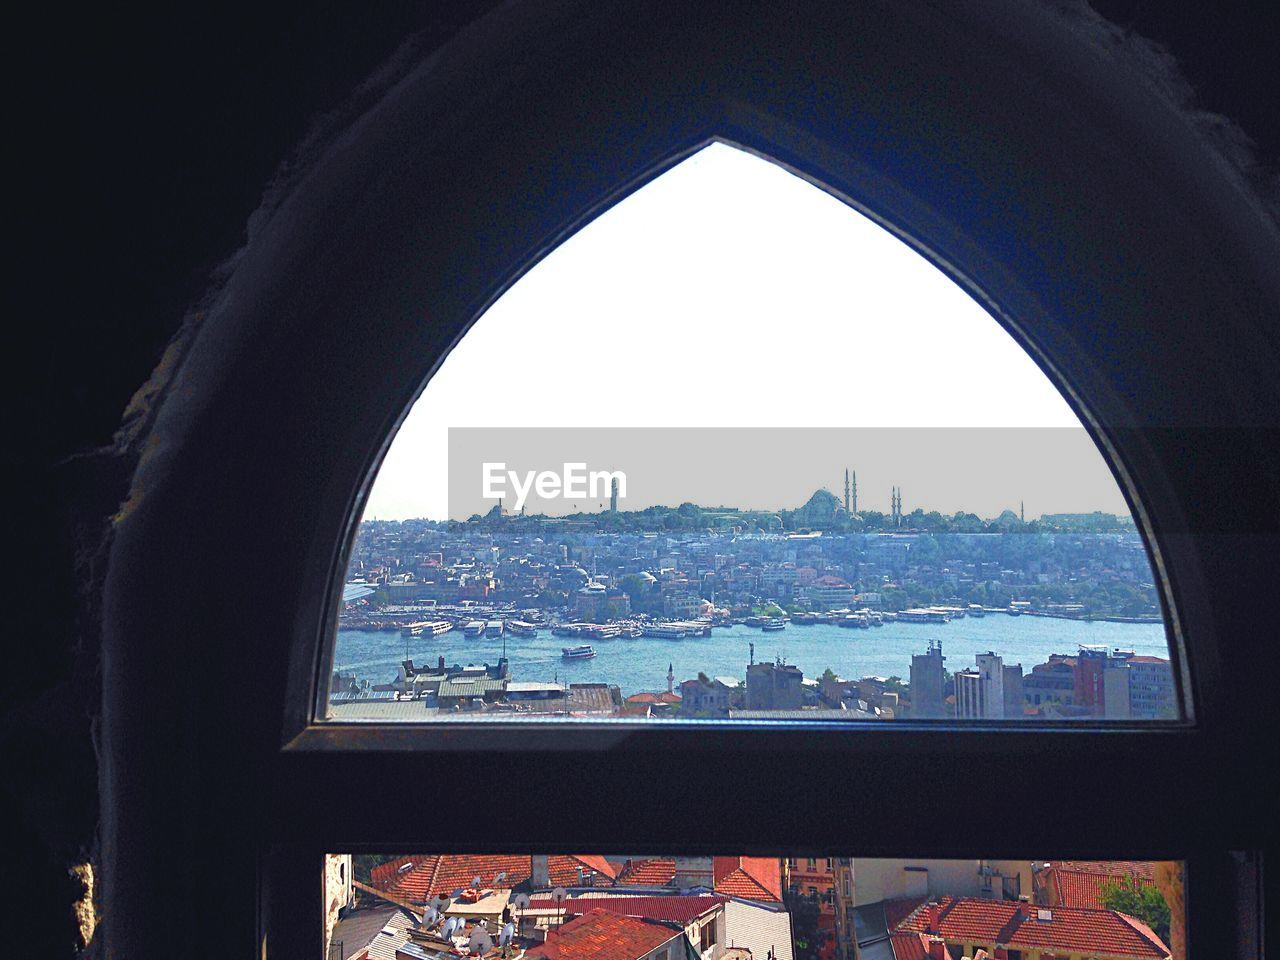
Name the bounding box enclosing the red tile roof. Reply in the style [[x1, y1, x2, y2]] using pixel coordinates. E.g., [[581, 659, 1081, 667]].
[[616, 858, 678, 887], [883, 897, 928, 931], [525, 909, 683, 960], [1041, 863, 1158, 910], [894, 897, 1170, 959], [713, 856, 783, 902], [526, 894, 726, 924], [370, 855, 617, 900], [890, 932, 953, 960]]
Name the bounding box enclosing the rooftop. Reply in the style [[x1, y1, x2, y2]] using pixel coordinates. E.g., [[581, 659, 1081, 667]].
[[894, 896, 1170, 959], [525, 910, 682, 960]]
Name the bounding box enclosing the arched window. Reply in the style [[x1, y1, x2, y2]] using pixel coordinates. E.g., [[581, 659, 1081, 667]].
[[323, 141, 1182, 727], [98, 1, 1275, 957]]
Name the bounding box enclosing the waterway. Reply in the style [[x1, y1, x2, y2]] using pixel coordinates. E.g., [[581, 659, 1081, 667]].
[[334, 615, 1169, 696]]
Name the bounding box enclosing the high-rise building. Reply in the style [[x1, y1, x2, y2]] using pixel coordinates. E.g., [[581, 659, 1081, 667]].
[[955, 651, 1019, 719], [909, 640, 947, 718]]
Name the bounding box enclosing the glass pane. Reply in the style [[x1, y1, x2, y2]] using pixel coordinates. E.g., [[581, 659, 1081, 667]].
[[324, 853, 1182, 960], [324, 143, 1180, 724]]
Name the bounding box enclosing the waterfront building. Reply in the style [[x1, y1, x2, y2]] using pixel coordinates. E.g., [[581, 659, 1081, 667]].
[[679, 675, 741, 716], [803, 575, 857, 610], [572, 581, 631, 620], [909, 641, 947, 719], [745, 660, 804, 711]]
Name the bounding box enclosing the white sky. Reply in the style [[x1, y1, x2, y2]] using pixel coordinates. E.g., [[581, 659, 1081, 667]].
[[365, 142, 1094, 521]]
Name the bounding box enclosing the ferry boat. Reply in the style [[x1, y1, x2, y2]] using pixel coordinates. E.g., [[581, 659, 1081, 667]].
[[485, 619, 505, 637], [582, 623, 622, 640], [506, 620, 539, 637], [561, 644, 596, 660], [552, 623, 584, 638], [642, 624, 688, 639], [761, 617, 786, 631], [838, 613, 870, 629], [967, 604, 986, 618], [401, 619, 453, 638], [898, 608, 951, 624], [463, 620, 486, 638]]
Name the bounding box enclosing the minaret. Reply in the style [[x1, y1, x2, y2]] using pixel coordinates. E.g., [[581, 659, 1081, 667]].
[[844, 469, 850, 513], [1020, 500, 1025, 523], [852, 470, 858, 514], [667, 663, 674, 694], [610, 476, 619, 513]]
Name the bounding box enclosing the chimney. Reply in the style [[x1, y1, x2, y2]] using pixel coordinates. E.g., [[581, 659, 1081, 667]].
[[438, 655, 445, 671], [924, 902, 941, 934], [531, 855, 550, 889], [928, 936, 949, 960]]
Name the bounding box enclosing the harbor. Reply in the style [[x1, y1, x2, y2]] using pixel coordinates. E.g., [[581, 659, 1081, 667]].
[[335, 613, 1168, 702]]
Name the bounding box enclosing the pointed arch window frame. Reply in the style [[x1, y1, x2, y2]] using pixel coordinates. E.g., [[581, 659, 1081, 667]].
[[283, 129, 1200, 749]]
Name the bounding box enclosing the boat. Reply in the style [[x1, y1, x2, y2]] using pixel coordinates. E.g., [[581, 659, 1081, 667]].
[[506, 620, 539, 637], [463, 620, 486, 638], [582, 623, 622, 640], [761, 617, 786, 631], [838, 613, 870, 629], [401, 619, 453, 638], [561, 644, 596, 660], [898, 608, 951, 624], [642, 624, 688, 639], [552, 623, 584, 637], [485, 619, 505, 637], [967, 604, 986, 618]]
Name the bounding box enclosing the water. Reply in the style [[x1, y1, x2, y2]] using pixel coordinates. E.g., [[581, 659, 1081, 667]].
[[334, 616, 1170, 695]]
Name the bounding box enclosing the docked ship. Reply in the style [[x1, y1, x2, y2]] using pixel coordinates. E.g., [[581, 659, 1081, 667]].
[[400, 619, 453, 638], [581, 623, 622, 640], [561, 644, 596, 660], [506, 620, 539, 637], [642, 624, 688, 639], [551, 623, 584, 637], [485, 619, 505, 637], [463, 620, 486, 638], [838, 613, 870, 629], [967, 604, 986, 617], [898, 608, 952, 624], [761, 617, 786, 631]]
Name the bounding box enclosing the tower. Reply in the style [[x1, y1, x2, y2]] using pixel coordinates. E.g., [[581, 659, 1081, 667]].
[[667, 662, 674, 694], [1020, 499, 1025, 523], [844, 469, 850, 513], [610, 475, 619, 513], [852, 470, 857, 514]]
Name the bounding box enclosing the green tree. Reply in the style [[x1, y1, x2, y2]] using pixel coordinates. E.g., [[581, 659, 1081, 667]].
[[1099, 875, 1171, 945]]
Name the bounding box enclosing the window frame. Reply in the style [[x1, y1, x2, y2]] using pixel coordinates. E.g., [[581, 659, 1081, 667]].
[[98, 0, 1276, 957]]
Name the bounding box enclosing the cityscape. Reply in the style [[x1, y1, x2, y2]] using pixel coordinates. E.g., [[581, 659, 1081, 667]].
[[329, 475, 1176, 723], [323, 852, 1181, 960]]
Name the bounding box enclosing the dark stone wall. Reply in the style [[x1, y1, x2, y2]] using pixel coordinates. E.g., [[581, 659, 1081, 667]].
[[7, 2, 1274, 955]]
